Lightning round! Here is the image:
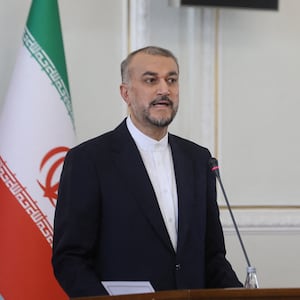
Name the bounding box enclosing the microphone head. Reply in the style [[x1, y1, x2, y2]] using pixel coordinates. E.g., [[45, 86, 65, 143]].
[[209, 157, 220, 177]]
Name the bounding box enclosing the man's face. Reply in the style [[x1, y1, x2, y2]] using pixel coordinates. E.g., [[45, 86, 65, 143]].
[[120, 52, 179, 136]]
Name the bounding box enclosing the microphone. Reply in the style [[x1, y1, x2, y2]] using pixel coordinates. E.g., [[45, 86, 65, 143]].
[[209, 157, 251, 268]]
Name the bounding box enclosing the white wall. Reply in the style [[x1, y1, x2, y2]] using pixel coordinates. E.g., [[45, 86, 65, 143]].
[[218, 0, 300, 287], [1, 0, 300, 289], [219, 0, 300, 206]]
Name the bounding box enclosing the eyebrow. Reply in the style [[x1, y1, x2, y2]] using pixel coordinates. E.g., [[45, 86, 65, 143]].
[[142, 71, 179, 77]]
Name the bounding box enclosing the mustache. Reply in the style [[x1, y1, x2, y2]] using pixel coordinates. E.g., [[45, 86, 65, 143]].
[[150, 95, 173, 106]]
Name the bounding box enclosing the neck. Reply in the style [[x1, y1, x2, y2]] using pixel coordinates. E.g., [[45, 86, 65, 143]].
[[146, 127, 168, 141]]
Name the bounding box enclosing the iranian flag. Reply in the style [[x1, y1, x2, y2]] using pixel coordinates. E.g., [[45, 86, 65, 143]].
[[0, 0, 74, 299]]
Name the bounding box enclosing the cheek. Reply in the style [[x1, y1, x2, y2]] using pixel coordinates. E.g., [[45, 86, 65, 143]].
[[132, 91, 152, 106], [172, 86, 179, 96], [126, 90, 137, 106], [172, 90, 179, 104], [127, 93, 143, 109]]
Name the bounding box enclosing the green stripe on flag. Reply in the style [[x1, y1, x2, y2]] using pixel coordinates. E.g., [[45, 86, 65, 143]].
[[26, 0, 69, 93], [25, 0, 74, 127]]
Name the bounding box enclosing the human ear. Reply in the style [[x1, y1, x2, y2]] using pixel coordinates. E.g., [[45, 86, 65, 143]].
[[120, 83, 130, 104]]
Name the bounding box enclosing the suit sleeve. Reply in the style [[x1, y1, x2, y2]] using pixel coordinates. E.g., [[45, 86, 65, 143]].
[[52, 147, 108, 297], [204, 154, 243, 288]]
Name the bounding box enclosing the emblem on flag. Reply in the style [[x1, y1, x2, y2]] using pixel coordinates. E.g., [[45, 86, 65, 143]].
[[37, 146, 70, 207]]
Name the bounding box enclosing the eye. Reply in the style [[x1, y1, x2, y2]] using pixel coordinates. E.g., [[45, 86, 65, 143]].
[[144, 77, 157, 84], [167, 77, 177, 84]]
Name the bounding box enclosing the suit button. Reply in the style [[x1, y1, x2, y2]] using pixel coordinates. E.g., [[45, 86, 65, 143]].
[[175, 264, 181, 271]]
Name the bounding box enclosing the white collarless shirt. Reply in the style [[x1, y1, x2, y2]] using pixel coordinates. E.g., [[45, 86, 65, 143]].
[[126, 117, 178, 250]]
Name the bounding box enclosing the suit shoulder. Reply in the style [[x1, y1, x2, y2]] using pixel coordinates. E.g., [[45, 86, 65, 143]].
[[169, 134, 211, 157], [70, 130, 114, 154], [66, 120, 130, 160]]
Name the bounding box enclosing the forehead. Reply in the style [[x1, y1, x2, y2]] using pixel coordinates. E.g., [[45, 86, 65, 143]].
[[129, 53, 179, 76]]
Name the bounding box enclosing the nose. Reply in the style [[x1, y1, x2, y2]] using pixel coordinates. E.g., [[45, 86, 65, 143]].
[[157, 79, 170, 95]]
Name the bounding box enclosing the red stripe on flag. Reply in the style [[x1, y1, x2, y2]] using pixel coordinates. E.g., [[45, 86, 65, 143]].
[[0, 179, 67, 299]]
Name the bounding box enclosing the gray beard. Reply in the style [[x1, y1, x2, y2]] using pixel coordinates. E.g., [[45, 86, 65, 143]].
[[144, 106, 178, 128], [146, 115, 174, 127]]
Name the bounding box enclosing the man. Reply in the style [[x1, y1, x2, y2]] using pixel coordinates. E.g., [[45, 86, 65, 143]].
[[52, 46, 242, 298]]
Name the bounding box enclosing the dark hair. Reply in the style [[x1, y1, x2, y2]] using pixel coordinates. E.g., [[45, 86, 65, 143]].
[[121, 46, 179, 83]]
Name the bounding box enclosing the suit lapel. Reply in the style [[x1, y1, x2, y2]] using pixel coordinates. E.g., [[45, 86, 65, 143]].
[[169, 134, 195, 255], [111, 121, 174, 252]]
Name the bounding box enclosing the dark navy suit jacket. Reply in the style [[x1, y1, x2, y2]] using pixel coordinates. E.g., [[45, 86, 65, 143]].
[[52, 119, 242, 297]]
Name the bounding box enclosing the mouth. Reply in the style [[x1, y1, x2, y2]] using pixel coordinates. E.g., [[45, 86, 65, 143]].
[[152, 101, 171, 107], [151, 97, 173, 108]]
